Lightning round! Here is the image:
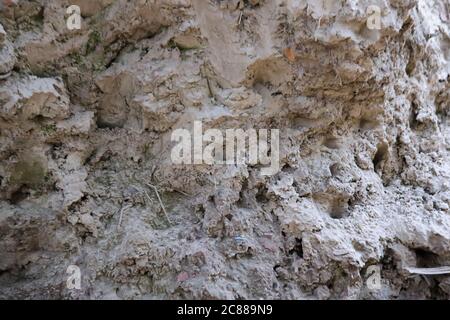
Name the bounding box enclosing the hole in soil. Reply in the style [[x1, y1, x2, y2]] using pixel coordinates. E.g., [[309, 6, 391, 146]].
[[409, 101, 421, 130], [406, 48, 416, 76], [237, 179, 251, 208], [288, 238, 303, 258], [256, 185, 269, 203], [9, 186, 29, 204], [313, 193, 350, 219], [281, 163, 295, 173], [373, 143, 388, 171], [414, 248, 440, 268], [329, 198, 349, 219]]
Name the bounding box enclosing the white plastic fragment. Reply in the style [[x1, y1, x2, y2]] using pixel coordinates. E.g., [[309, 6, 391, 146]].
[[405, 266, 450, 275]]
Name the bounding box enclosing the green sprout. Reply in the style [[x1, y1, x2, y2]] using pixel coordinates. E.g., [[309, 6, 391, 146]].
[[41, 124, 57, 135], [86, 30, 102, 54]]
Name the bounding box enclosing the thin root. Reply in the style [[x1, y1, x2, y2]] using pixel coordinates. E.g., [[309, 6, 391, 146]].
[[146, 183, 172, 225], [118, 204, 132, 229]]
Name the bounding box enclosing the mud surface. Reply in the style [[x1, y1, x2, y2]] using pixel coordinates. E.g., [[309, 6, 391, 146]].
[[1, 0, 450, 299]]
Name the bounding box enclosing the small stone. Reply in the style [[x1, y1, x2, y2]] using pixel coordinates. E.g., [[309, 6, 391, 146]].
[[67, 214, 79, 225], [79, 213, 98, 237], [177, 271, 189, 282]]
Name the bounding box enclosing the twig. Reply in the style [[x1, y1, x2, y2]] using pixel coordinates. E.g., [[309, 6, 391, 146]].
[[118, 204, 132, 229], [146, 183, 172, 225], [205, 75, 214, 99], [142, 188, 153, 203], [237, 11, 243, 27], [173, 189, 192, 197]]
